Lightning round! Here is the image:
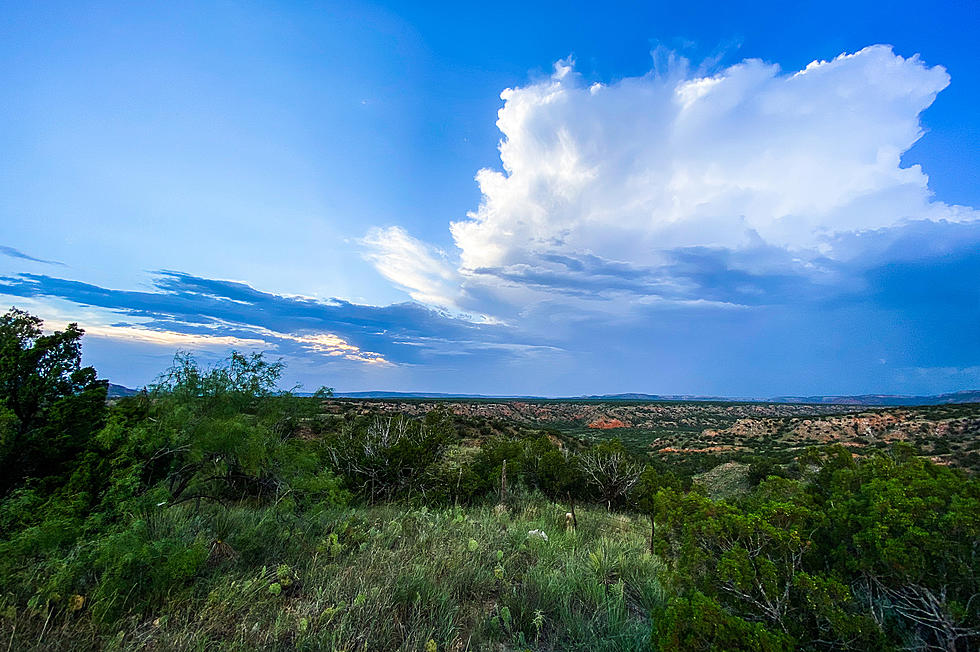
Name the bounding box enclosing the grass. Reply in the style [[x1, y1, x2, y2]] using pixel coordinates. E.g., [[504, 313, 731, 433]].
[[0, 492, 665, 651], [693, 462, 751, 500]]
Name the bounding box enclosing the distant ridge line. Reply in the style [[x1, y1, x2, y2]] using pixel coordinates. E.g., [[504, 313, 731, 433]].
[[105, 384, 980, 406], [333, 390, 980, 405]]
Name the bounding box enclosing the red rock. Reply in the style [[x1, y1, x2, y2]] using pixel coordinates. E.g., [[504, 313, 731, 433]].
[[588, 418, 628, 429]]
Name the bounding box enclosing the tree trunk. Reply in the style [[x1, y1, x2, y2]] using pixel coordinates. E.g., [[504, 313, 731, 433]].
[[649, 514, 655, 554], [568, 492, 578, 530]]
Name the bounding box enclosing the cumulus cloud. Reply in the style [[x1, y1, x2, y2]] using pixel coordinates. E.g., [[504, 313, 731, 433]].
[[366, 45, 977, 315], [3, 45, 976, 395]]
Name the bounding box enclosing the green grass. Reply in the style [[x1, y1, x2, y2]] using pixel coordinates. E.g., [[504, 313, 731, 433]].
[[693, 462, 751, 500], [1, 493, 665, 651]]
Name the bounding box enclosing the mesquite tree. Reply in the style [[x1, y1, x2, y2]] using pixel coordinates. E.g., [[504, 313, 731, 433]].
[[579, 439, 642, 510], [0, 307, 107, 494]]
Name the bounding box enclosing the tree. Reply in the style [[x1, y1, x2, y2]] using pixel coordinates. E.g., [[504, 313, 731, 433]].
[[98, 351, 343, 509], [579, 439, 642, 510], [816, 447, 980, 650], [653, 447, 978, 650], [326, 409, 455, 502], [632, 466, 681, 552], [522, 437, 586, 527], [0, 307, 107, 494], [473, 434, 525, 495]]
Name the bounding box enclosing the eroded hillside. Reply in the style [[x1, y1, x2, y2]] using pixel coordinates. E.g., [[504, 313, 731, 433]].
[[322, 399, 980, 472]]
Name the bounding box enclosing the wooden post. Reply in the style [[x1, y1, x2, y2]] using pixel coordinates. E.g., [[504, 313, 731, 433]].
[[650, 514, 655, 554], [500, 459, 508, 502], [455, 467, 463, 508]]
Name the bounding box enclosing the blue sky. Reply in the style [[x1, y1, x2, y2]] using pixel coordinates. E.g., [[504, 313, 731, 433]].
[[1, 1, 978, 396]]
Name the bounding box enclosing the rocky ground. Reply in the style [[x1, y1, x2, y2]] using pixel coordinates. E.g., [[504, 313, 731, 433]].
[[321, 399, 980, 472]]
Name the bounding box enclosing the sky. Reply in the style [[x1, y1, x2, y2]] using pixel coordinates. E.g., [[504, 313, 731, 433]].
[[1, 0, 978, 397]]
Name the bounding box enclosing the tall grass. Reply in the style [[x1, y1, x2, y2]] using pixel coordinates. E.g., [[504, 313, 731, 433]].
[[1, 491, 664, 651]]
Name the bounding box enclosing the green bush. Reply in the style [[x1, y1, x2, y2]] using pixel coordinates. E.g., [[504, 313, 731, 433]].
[[653, 592, 792, 651], [1, 307, 977, 651]]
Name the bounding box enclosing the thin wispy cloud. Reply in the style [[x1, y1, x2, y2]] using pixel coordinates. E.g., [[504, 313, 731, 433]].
[[0, 245, 65, 266], [0, 270, 552, 370]]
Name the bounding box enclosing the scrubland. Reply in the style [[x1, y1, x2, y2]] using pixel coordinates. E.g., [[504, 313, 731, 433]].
[[2, 308, 978, 651]]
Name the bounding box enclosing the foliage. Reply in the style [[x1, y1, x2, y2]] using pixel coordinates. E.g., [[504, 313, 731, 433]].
[[653, 447, 979, 650], [746, 457, 787, 486], [2, 494, 666, 651], [580, 439, 643, 509], [325, 409, 455, 502], [815, 445, 980, 649], [1, 307, 977, 651], [522, 434, 586, 502], [0, 307, 108, 494], [0, 330, 348, 632], [654, 591, 793, 651], [114, 351, 340, 507]]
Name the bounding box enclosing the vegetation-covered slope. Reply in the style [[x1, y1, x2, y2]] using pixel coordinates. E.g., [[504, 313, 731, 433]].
[[330, 398, 980, 474], [1, 308, 978, 650]]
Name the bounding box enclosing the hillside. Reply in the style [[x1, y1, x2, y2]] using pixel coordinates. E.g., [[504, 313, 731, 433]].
[[322, 399, 980, 472], [4, 344, 979, 651]]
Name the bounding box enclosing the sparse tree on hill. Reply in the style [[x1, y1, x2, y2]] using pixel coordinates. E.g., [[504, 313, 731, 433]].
[[580, 439, 642, 510], [632, 465, 681, 552]]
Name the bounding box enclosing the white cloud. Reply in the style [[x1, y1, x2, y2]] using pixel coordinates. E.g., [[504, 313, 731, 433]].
[[278, 332, 391, 365], [84, 324, 269, 349], [74, 319, 393, 366], [361, 226, 461, 309], [367, 46, 977, 316], [8, 293, 393, 366]]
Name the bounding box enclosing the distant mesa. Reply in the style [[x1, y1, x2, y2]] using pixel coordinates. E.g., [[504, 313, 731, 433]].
[[768, 390, 980, 406], [588, 417, 629, 429]]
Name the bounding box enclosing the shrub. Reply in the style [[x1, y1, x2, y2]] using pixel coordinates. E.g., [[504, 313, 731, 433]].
[[653, 592, 792, 652]]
